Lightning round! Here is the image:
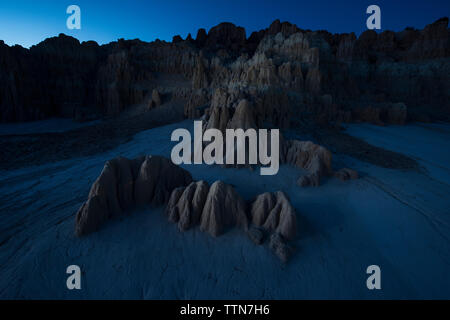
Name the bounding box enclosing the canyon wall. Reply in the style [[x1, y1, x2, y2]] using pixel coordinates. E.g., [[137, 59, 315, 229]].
[[0, 18, 448, 124]]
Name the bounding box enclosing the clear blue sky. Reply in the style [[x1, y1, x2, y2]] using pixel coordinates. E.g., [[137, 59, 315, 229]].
[[0, 0, 449, 48]]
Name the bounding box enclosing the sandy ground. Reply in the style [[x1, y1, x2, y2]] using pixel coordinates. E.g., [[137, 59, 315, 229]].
[[0, 101, 185, 170], [0, 120, 449, 299]]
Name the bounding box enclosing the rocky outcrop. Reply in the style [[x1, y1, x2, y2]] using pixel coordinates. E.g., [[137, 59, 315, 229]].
[[204, 22, 247, 53], [0, 34, 102, 122], [387, 102, 408, 125], [192, 55, 209, 89], [269, 233, 292, 263], [283, 140, 333, 187], [200, 181, 248, 236], [75, 155, 192, 236], [247, 191, 297, 262], [352, 102, 408, 125], [201, 87, 291, 131], [75, 156, 299, 261], [165, 181, 298, 262], [148, 89, 162, 109], [227, 99, 257, 130], [250, 191, 297, 240], [96, 49, 148, 115], [166, 180, 248, 236], [166, 180, 210, 230], [1, 18, 448, 124], [184, 89, 210, 118]]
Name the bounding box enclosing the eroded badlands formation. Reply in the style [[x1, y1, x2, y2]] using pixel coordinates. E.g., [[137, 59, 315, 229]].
[[1, 18, 448, 123], [75, 156, 193, 236], [75, 156, 298, 262], [3, 17, 447, 262]]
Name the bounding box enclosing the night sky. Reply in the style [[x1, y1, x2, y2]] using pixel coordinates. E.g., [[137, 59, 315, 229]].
[[0, 0, 449, 48]]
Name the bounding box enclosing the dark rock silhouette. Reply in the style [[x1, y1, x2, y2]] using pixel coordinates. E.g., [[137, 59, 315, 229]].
[[1, 17, 448, 123], [250, 191, 297, 240]]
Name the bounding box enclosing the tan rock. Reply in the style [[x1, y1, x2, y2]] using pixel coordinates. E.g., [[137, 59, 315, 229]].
[[284, 140, 332, 186]]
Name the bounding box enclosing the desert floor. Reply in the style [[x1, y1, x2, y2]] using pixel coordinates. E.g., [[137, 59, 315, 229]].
[[1, 117, 449, 299]]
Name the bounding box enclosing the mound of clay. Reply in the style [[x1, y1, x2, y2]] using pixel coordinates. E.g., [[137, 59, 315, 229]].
[[166, 180, 248, 237], [247, 226, 265, 245], [200, 181, 248, 237], [250, 191, 297, 240], [166, 182, 298, 261], [166, 180, 210, 231], [134, 155, 192, 206], [283, 140, 332, 187], [75, 155, 192, 236]]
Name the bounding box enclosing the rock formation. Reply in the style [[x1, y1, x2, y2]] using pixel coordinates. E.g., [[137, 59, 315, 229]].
[[250, 191, 297, 240], [1, 18, 447, 123], [149, 89, 162, 109], [166, 180, 248, 236], [165, 184, 298, 262], [74, 154, 300, 261], [75, 155, 192, 236], [283, 140, 333, 187], [269, 233, 292, 263], [200, 181, 248, 237]]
